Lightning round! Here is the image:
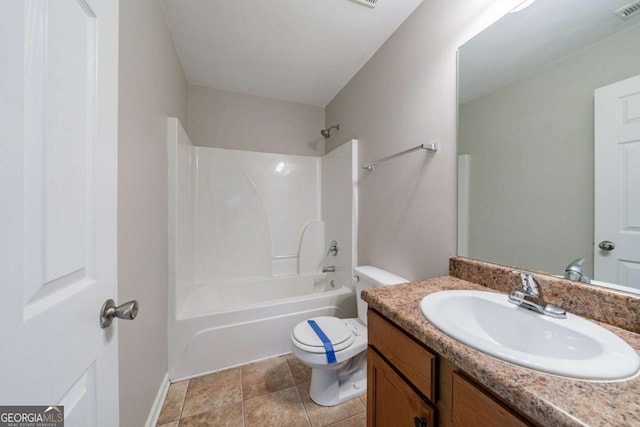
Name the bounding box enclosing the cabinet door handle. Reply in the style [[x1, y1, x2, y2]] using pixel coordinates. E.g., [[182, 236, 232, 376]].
[[413, 416, 427, 427]]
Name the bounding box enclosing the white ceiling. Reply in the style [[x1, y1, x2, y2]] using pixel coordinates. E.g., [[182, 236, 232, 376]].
[[160, 0, 423, 107], [459, 0, 640, 103]]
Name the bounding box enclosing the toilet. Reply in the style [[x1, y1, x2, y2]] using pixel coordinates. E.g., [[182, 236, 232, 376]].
[[290, 265, 408, 406]]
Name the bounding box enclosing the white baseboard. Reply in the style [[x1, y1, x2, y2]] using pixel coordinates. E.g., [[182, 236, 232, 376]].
[[145, 372, 170, 427]]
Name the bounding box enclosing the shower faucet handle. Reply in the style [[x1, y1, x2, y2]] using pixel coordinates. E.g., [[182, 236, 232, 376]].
[[327, 240, 338, 257]]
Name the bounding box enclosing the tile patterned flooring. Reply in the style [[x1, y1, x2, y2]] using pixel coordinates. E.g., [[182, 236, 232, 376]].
[[157, 354, 367, 427]]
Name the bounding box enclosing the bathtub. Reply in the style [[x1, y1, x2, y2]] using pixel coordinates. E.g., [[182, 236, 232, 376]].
[[167, 119, 359, 381], [168, 274, 356, 381]]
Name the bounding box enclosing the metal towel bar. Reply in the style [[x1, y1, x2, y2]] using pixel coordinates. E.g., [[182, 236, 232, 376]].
[[361, 143, 438, 171]]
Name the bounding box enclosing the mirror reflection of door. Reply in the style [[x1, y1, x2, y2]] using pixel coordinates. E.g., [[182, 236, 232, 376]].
[[457, 0, 640, 292], [594, 74, 640, 288]]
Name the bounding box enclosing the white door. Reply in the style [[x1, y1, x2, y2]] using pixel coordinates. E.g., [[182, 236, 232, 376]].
[[594, 74, 640, 290], [0, 1, 120, 425]]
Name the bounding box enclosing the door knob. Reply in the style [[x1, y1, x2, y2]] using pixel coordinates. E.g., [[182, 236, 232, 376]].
[[598, 241, 615, 251], [100, 299, 139, 328]]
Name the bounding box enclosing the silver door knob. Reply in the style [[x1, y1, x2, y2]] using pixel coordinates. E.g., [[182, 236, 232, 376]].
[[100, 299, 139, 328], [598, 240, 615, 251]]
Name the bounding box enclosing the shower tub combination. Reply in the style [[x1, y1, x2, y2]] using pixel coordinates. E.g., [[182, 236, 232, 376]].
[[167, 118, 358, 380]]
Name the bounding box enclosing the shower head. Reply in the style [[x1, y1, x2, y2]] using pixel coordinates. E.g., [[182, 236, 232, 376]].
[[321, 124, 340, 139]]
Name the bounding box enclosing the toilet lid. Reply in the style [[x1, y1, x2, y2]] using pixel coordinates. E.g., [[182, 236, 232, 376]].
[[292, 317, 355, 353]]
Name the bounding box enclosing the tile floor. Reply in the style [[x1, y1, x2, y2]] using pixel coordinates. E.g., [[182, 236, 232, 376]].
[[157, 354, 367, 427]]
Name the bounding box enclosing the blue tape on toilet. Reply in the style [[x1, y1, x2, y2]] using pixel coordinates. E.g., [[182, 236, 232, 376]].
[[307, 320, 337, 364]]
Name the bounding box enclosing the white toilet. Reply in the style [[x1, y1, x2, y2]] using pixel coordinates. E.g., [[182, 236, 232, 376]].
[[290, 265, 408, 406]]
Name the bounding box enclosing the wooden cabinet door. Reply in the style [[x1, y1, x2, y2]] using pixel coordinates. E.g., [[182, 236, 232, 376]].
[[368, 310, 437, 401], [452, 372, 530, 427], [367, 349, 435, 427]]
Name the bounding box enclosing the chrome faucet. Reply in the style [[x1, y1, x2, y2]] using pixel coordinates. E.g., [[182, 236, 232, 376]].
[[508, 271, 566, 319], [322, 266, 336, 273], [327, 240, 338, 257], [564, 258, 591, 284]]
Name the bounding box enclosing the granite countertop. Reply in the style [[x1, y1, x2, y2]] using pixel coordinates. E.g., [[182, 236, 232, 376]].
[[362, 276, 640, 427]]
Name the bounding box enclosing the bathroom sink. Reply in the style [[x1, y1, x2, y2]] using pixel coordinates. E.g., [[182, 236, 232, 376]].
[[419, 290, 640, 381]]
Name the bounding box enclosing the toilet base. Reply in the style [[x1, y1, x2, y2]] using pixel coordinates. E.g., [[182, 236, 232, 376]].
[[309, 352, 367, 406]]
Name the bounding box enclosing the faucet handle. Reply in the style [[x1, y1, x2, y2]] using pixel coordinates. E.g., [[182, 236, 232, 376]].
[[508, 290, 526, 304], [543, 303, 567, 319], [327, 240, 338, 257], [511, 270, 540, 298]]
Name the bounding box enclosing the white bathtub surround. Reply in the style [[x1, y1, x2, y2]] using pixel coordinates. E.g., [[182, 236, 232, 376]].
[[181, 274, 333, 319], [322, 141, 359, 293], [167, 119, 195, 321], [194, 147, 322, 283], [298, 221, 326, 275], [168, 118, 358, 379]]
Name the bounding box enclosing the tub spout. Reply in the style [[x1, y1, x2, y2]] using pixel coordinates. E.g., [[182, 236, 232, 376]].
[[322, 266, 336, 273]]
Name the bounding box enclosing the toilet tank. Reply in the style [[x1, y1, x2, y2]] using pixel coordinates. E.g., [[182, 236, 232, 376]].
[[354, 265, 408, 325]]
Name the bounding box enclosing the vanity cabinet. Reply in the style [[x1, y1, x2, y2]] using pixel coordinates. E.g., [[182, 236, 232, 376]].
[[367, 309, 537, 427], [367, 309, 436, 427], [450, 372, 529, 427], [367, 349, 435, 427]]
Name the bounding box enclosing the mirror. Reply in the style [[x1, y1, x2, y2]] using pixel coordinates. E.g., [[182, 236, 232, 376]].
[[457, 0, 640, 292]]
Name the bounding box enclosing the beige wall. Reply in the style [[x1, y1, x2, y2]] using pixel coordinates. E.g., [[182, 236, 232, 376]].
[[325, 0, 521, 281], [459, 24, 640, 277], [118, 0, 187, 425], [187, 84, 326, 156]]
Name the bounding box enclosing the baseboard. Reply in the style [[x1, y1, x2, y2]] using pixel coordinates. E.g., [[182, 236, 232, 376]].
[[145, 372, 170, 427]]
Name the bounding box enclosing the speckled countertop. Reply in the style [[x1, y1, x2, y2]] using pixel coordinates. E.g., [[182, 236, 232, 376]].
[[362, 276, 640, 427]]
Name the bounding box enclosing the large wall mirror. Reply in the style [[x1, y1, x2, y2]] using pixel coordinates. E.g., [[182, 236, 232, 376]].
[[457, 0, 640, 292]]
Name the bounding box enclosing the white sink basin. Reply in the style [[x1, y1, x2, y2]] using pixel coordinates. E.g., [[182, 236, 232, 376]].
[[420, 290, 640, 381]]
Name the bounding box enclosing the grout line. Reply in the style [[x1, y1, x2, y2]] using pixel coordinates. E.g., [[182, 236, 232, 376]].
[[292, 382, 313, 427], [239, 365, 244, 401], [325, 412, 366, 427], [240, 364, 246, 427], [177, 379, 189, 422], [284, 354, 296, 384], [168, 358, 323, 427]]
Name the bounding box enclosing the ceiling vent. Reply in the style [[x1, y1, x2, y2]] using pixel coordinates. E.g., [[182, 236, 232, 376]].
[[351, 0, 377, 8], [615, 1, 640, 19]]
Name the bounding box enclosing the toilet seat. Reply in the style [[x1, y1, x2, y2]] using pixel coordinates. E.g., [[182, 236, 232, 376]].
[[292, 316, 356, 353]]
